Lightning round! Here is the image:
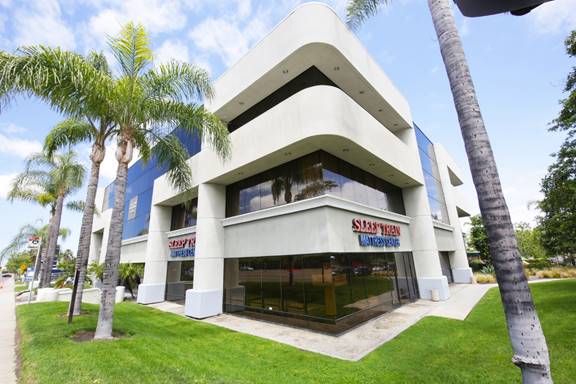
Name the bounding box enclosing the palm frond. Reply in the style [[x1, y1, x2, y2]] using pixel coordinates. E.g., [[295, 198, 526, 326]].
[[346, 0, 387, 30], [145, 100, 231, 160], [9, 150, 85, 207], [152, 133, 193, 192], [44, 119, 95, 157], [108, 22, 152, 80], [8, 171, 55, 206], [58, 227, 71, 240], [0, 223, 39, 262], [132, 128, 152, 163], [0, 46, 114, 121], [65, 200, 85, 212], [87, 51, 112, 77], [143, 61, 214, 102]]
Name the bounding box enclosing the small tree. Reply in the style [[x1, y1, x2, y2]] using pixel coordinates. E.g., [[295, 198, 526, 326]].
[[8, 151, 84, 287], [4, 251, 33, 274], [119, 263, 144, 298], [467, 215, 491, 264], [515, 223, 547, 261], [539, 31, 576, 267]]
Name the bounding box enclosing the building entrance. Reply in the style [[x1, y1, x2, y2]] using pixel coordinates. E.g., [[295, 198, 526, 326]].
[[165, 260, 194, 302]]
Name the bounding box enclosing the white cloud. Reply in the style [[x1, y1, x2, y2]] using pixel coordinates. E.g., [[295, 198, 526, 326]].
[[155, 39, 190, 66], [501, 169, 547, 225], [81, 0, 189, 52], [235, 0, 252, 20], [0, 123, 27, 134], [0, 134, 42, 158], [0, 173, 16, 199], [185, 0, 352, 68], [189, 18, 250, 66], [528, 0, 576, 34], [12, 0, 76, 49]]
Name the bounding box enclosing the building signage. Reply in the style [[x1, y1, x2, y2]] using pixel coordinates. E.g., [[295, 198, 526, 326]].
[[168, 236, 196, 257], [352, 218, 401, 248]]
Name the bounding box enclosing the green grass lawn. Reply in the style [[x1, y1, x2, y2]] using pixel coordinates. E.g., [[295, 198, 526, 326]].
[[14, 283, 28, 293], [16, 280, 576, 384]]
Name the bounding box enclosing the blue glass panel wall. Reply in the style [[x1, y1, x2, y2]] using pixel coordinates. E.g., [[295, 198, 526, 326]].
[[414, 124, 450, 224], [102, 128, 202, 240]]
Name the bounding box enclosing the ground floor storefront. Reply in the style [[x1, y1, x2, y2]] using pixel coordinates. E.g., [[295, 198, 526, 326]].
[[223, 253, 418, 334], [163, 252, 419, 334]]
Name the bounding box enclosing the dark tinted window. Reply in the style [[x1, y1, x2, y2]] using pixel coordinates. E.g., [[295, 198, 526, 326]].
[[170, 198, 198, 230], [223, 252, 418, 334], [415, 124, 450, 224], [165, 260, 194, 302], [227, 66, 338, 132], [226, 151, 405, 217]]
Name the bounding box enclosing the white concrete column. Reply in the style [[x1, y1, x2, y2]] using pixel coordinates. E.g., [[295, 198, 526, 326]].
[[88, 232, 103, 265], [434, 145, 473, 283], [398, 127, 449, 300], [137, 205, 172, 304], [185, 183, 226, 318], [98, 219, 110, 265]]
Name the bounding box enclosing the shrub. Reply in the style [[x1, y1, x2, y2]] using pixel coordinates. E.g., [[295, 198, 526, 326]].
[[535, 267, 576, 279], [469, 259, 485, 272], [480, 265, 495, 275], [474, 273, 496, 284], [526, 259, 552, 269]]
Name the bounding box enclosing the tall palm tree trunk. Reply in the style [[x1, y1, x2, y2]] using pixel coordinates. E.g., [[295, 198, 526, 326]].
[[36, 216, 52, 286], [428, 0, 551, 381], [39, 196, 64, 288], [95, 140, 131, 339], [69, 145, 104, 316]]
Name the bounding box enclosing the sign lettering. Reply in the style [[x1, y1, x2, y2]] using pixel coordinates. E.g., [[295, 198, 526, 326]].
[[168, 236, 196, 257], [352, 218, 401, 248]]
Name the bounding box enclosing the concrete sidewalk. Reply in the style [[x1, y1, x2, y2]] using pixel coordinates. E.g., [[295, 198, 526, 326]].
[[0, 275, 17, 384], [148, 283, 494, 361]]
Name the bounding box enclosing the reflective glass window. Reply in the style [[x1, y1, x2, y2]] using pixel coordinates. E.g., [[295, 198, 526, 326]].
[[223, 252, 419, 334], [225, 151, 405, 217], [415, 124, 450, 224], [170, 198, 198, 230]]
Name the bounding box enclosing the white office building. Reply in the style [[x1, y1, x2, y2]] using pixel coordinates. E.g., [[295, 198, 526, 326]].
[[89, 3, 473, 333]]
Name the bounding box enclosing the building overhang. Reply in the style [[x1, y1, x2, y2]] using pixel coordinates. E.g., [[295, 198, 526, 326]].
[[207, 3, 412, 133]]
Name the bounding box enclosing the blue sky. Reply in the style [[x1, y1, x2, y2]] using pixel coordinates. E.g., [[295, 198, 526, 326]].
[[0, 0, 575, 255]]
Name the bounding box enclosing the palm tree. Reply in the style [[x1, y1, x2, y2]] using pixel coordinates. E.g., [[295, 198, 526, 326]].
[[0, 23, 229, 337], [0, 50, 114, 315], [43, 53, 116, 316], [347, 0, 551, 381], [118, 263, 144, 298], [85, 22, 229, 340], [9, 150, 84, 287]]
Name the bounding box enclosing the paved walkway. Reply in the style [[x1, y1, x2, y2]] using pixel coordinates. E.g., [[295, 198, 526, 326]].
[[0, 275, 17, 384], [148, 283, 493, 361]]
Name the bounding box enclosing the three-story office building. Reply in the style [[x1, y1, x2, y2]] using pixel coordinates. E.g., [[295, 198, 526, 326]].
[[89, 3, 473, 334]]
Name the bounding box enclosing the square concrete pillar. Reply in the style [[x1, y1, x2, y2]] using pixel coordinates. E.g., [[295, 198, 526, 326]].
[[185, 183, 226, 318]]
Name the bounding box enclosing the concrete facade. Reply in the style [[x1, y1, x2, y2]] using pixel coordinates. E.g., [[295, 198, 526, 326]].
[[89, 3, 473, 327]]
